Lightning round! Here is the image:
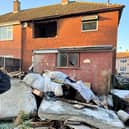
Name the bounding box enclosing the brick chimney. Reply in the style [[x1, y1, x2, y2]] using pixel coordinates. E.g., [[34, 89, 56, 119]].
[[61, 0, 69, 5], [13, 0, 20, 13]]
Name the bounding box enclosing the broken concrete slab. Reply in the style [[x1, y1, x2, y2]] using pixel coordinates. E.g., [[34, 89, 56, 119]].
[[111, 89, 129, 99], [0, 79, 37, 119], [38, 99, 124, 129], [66, 124, 93, 129]]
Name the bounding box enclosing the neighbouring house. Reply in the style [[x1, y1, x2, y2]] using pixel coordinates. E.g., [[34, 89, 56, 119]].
[[0, 0, 124, 94], [116, 51, 129, 74]]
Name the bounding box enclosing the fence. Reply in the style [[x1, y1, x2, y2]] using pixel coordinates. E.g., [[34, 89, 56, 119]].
[[0, 57, 21, 72]]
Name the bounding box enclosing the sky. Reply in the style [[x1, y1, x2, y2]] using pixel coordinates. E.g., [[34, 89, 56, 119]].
[[0, 0, 128, 52]]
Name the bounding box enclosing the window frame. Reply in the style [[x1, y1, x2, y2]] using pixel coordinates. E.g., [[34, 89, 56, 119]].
[[120, 66, 127, 72], [57, 52, 79, 68], [32, 20, 57, 38], [120, 59, 127, 63], [81, 15, 98, 32], [0, 25, 13, 41]]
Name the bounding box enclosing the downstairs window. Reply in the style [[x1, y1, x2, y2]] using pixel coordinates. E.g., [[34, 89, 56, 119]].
[[57, 53, 79, 68]]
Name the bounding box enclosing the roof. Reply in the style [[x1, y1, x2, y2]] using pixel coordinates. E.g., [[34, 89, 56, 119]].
[[0, 1, 124, 23], [33, 45, 113, 54], [117, 52, 129, 58]]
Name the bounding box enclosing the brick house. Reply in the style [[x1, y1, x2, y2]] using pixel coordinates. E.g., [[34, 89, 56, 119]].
[[116, 51, 129, 74], [0, 0, 124, 94]]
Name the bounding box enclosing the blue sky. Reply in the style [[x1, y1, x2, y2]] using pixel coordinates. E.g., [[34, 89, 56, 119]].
[[0, 0, 128, 52]]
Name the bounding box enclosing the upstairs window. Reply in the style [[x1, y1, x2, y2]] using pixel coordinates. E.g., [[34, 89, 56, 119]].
[[120, 59, 127, 63], [0, 25, 13, 41], [57, 53, 79, 68], [81, 15, 98, 31], [33, 21, 57, 38]]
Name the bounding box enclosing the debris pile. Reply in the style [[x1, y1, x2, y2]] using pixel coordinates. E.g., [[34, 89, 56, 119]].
[[113, 74, 129, 90], [0, 70, 129, 129]]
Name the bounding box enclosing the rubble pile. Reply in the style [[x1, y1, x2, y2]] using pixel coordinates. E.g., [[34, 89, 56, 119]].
[[0, 70, 129, 129]]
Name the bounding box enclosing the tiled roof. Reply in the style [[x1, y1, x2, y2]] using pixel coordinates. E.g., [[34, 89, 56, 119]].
[[0, 1, 124, 23], [117, 52, 129, 58]]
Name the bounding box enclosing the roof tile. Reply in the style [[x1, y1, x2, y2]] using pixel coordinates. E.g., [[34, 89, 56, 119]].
[[117, 52, 129, 58], [0, 1, 124, 23]]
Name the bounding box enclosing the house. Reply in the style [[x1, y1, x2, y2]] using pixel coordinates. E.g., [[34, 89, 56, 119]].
[[116, 51, 129, 75], [0, 0, 124, 94]]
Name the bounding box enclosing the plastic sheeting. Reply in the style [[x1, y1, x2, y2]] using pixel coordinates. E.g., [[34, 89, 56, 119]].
[[44, 70, 68, 83], [64, 80, 97, 103], [23, 72, 63, 97], [23, 73, 44, 91], [23, 71, 98, 102], [43, 74, 63, 96]]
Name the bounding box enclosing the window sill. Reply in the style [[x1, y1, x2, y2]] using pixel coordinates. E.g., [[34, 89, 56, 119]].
[[56, 66, 80, 70], [0, 39, 13, 41], [33, 35, 58, 39], [81, 29, 97, 32]]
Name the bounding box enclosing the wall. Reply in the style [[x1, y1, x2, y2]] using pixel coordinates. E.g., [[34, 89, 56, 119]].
[[33, 51, 113, 95], [0, 24, 22, 59], [22, 11, 119, 70]]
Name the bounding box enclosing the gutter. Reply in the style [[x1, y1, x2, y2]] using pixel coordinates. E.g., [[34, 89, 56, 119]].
[[0, 21, 20, 26]]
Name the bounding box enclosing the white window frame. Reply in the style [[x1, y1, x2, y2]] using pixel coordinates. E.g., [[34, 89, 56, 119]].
[[81, 15, 98, 32], [120, 66, 127, 72], [0, 25, 13, 41], [120, 59, 127, 63]]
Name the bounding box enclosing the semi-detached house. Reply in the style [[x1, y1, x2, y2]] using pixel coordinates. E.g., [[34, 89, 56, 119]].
[[116, 51, 129, 74], [0, 0, 124, 94]]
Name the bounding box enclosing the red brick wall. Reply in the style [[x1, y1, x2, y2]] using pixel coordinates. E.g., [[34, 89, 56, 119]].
[[0, 24, 22, 58], [0, 10, 119, 71], [22, 11, 119, 70], [33, 51, 113, 95]]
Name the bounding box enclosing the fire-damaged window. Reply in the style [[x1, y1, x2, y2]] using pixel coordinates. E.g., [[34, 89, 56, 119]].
[[33, 21, 57, 38], [57, 53, 79, 67], [81, 15, 98, 31]]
